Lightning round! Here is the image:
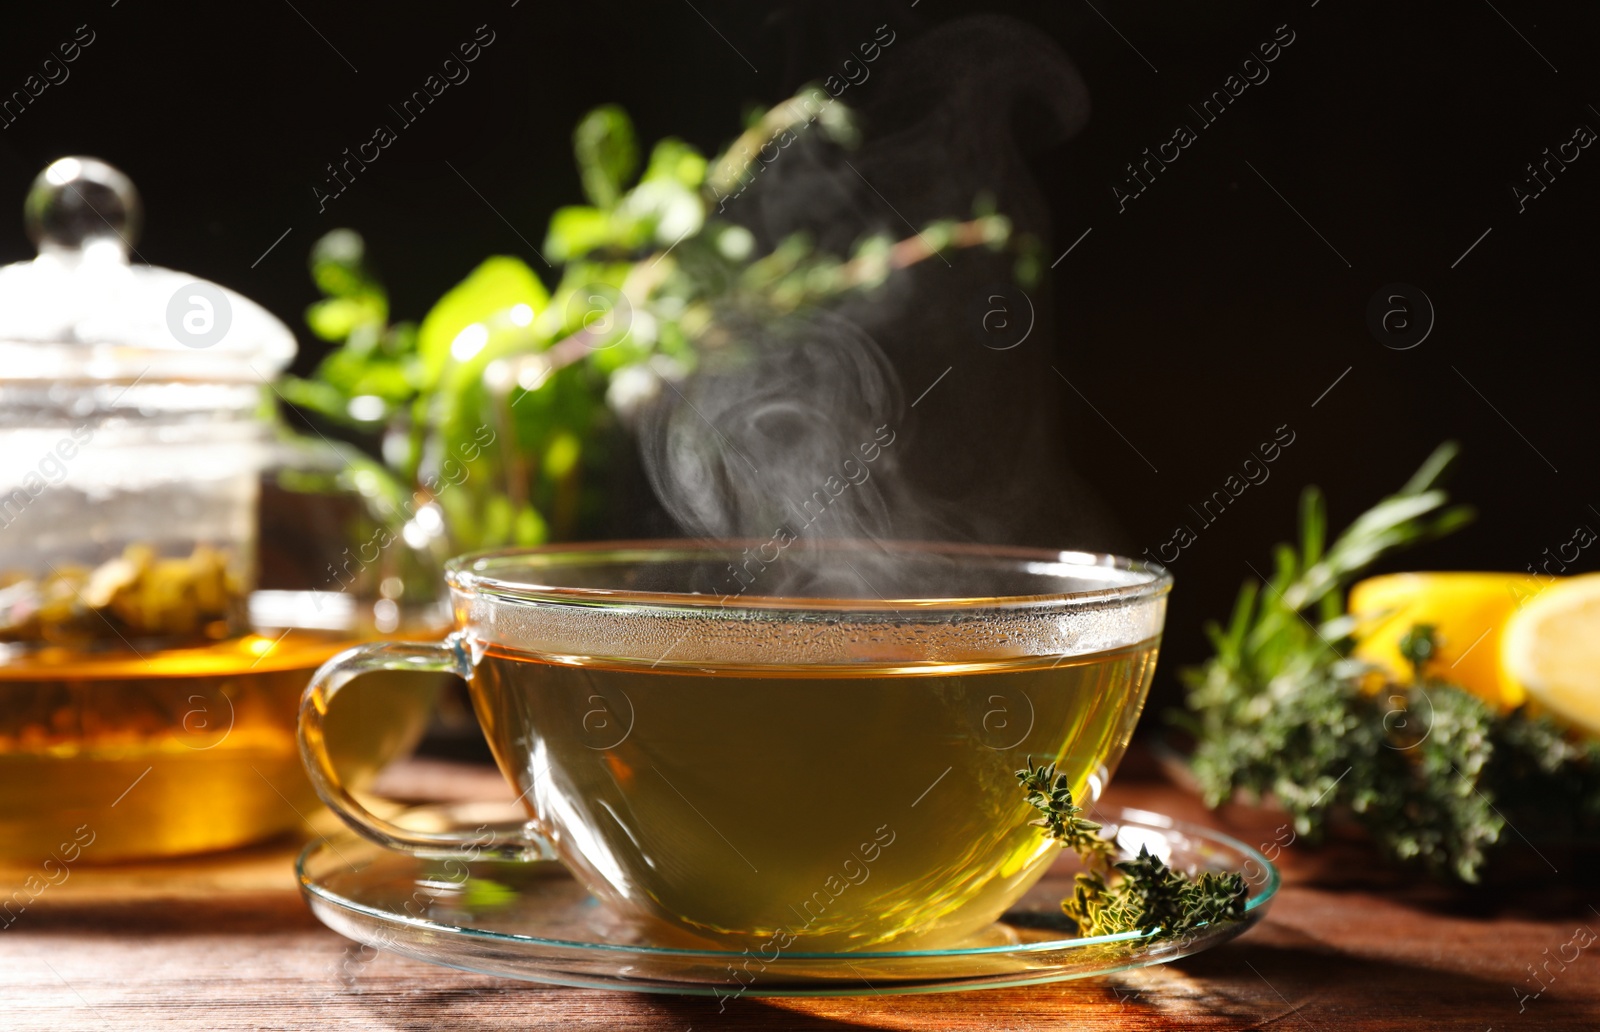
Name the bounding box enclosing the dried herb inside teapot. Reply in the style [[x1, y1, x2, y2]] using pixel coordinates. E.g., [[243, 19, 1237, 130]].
[[0, 544, 244, 647]]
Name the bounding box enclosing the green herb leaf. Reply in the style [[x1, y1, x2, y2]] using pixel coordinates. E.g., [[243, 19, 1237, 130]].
[[574, 104, 640, 209], [416, 256, 550, 390], [544, 206, 618, 263], [642, 137, 708, 190], [305, 296, 386, 344], [309, 228, 381, 300]]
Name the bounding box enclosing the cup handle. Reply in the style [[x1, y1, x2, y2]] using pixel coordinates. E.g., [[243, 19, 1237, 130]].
[[298, 634, 547, 862]]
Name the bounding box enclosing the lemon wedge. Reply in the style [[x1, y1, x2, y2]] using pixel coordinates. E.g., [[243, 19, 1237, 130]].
[[1348, 572, 1545, 710], [1501, 572, 1600, 737]]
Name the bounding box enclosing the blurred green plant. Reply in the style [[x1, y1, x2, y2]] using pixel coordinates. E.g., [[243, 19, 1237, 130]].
[[279, 90, 1029, 551]]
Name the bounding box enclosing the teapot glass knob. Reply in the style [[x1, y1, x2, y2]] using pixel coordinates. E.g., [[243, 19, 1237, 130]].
[[24, 156, 141, 259]]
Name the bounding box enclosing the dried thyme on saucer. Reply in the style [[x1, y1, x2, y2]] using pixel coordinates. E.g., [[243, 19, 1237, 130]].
[[1017, 760, 1246, 939]]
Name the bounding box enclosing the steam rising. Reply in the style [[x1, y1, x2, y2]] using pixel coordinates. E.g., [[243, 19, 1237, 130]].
[[641, 14, 1107, 597], [641, 311, 908, 595]]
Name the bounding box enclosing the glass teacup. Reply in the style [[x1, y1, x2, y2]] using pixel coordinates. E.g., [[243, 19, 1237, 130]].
[[299, 541, 1169, 951]]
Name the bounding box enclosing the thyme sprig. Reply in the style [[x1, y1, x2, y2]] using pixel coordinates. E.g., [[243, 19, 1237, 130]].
[[1018, 760, 1114, 865], [1017, 761, 1247, 938]]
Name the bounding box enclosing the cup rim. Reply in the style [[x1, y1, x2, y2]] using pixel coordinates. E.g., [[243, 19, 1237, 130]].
[[444, 539, 1171, 613]]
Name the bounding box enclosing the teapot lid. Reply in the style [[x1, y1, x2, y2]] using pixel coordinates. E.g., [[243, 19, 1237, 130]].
[[0, 156, 296, 383]]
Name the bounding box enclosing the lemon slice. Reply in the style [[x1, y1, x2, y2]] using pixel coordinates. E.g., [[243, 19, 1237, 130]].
[[1502, 573, 1600, 737], [1348, 572, 1544, 710]]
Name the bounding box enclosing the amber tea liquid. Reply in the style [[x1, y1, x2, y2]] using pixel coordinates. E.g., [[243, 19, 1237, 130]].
[[471, 637, 1159, 950], [0, 632, 436, 861]]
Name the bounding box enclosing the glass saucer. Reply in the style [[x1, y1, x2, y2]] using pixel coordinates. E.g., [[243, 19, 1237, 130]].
[[297, 801, 1278, 997]]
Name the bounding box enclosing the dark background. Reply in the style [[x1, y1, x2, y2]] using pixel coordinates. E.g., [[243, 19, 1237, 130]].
[[2, 0, 1595, 717]]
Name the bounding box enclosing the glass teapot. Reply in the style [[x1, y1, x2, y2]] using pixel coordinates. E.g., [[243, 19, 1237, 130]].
[[0, 157, 294, 649], [0, 158, 443, 862]]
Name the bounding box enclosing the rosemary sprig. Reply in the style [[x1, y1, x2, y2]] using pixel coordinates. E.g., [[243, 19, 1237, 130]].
[[1017, 760, 1246, 938]]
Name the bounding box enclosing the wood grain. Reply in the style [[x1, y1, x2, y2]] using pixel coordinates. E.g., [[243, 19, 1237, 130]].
[[3, 751, 1598, 1031]]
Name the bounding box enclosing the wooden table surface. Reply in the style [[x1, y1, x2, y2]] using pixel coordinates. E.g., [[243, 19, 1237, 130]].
[[4, 751, 1597, 1031]]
